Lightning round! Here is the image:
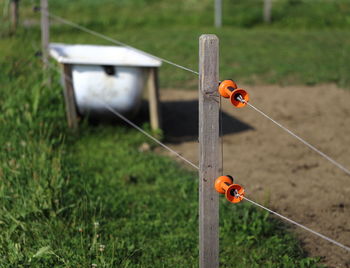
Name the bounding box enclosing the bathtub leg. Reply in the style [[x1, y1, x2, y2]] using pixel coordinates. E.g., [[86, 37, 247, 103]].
[[62, 64, 79, 129], [147, 67, 162, 131]]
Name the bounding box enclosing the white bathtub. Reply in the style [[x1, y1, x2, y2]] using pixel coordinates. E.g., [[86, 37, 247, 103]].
[[49, 43, 162, 117]]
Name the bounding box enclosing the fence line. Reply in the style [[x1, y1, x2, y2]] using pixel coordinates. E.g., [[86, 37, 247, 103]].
[[45, 61, 350, 253], [41, 10, 350, 178], [38, 6, 350, 254]]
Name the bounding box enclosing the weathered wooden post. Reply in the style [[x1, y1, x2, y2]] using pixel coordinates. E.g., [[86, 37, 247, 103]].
[[199, 34, 221, 268], [40, 0, 49, 72], [10, 0, 19, 33], [214, 0, 222, 28], [263, 0, 272, 23]]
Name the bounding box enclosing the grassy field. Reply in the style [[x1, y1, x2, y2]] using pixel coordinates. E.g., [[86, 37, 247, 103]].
[[0, 49, 321, 266], [2, 0, 350, 89], [1, 0, 348, 266]]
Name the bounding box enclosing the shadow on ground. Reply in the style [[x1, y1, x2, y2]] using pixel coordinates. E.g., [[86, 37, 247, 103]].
[[160, 100, 253, 143], [85, 99, 253, 143]]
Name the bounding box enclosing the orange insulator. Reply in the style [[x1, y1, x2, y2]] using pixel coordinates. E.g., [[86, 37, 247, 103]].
[[218, 80, 237, 98], [218, 80, 249, 108], [214, 175, 245, 203]]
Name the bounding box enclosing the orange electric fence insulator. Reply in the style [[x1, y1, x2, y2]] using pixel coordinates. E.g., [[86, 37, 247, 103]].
[[214, 175, 245, 203], [218, 80, 249, 108]]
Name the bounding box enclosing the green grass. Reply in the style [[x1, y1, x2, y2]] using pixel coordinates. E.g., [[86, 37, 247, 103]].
[[0, 0, 342, 266], [2, 0, 350, 88], [45, 27, 350, 89], [0, 47, 323, 265], [13, 0, 350, 30]]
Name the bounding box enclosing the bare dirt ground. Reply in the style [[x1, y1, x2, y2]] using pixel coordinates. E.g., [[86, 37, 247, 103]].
[[158, 84, 350, 267]]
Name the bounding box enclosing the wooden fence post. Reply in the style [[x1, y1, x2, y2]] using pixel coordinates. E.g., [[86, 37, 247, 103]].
[[10, 0, 19, 33], [214, 0, 222, 28], [263, 0, 272, 23], [40, 0, 49, 72], [199, 34, 220, 268]]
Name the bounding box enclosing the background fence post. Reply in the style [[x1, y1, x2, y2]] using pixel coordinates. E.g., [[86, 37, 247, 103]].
[[40, 0, 49, 72], [214, 0, 222, 28], [10, 0, 19, 33], [263, 0, 272, 23], [199, 34, 220, 268]]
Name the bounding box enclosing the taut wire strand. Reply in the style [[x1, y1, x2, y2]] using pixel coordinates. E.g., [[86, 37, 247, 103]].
[[242, 195, 350, 252], [41, 10, 199, 76], [102, 102, 200, 170], [40, 11, 349, 177], [43, 12, 350, 177], [45, 61, 199, 170], [239, 98, 350, 177], [44, 46, 349, 254]]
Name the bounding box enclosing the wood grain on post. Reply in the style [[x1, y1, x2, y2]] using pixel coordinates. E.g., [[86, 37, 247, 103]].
[[62, 64, 78, 129], [263, 0, 272, 23], [10, 0, 19, 33], [147, 67, 162, 131], [199, 34, 220, 268], [40, 0, 49, 71]]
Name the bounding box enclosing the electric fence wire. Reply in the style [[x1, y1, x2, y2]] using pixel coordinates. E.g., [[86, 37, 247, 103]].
[[45, 61, 350, 252], [41, 10, 199, 76], [241, 196, 350, 252], [102, 102, 199, 170], [237, 97, 350, 177], [99, 93, 350, 253], [42, 10, 350, 177], [39, 8, 350, 252], [45, 60, 199, 170]]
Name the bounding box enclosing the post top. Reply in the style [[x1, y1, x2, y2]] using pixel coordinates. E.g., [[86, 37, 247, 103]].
[[199, 34, 219, 41]]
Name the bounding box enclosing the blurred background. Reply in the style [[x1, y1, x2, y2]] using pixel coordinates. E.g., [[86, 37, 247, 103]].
[[1, 0, 350, 89], [1, 0, 349, 267]]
